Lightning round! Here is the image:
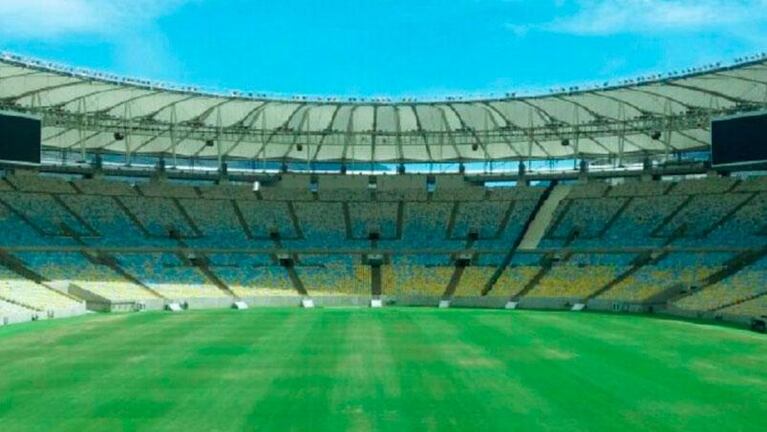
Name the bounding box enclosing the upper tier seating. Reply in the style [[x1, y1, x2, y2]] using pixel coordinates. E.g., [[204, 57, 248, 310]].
[[180, 199, 253, 248], [602, 195, 687, 247], [0, 192, 92, 236], [5, 173, 77, 194], [396, 203, 454, 249], [668, 177, 737, 195], [659, 193, 750, 240], [348, 202, 399, 239], [72, 178, 138, 196], [119, 196, 196, 237], [291, 202, 348, 249], [236, 200, 298, 239], [63, 194, 159, 246], [542, 197, 627, 246], [706, 192, 767, 247]]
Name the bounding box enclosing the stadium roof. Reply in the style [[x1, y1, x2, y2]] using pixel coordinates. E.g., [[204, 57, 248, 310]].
[[1, 52, 767, 164]]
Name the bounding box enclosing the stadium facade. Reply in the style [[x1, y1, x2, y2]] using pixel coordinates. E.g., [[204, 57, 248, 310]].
[[1, 52, 767, 331]]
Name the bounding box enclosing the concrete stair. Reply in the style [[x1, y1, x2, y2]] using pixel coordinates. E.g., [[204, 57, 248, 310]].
[[517, 184, 572, 250]]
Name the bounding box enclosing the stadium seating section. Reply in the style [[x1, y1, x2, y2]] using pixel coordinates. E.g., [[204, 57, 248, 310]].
[[0, 171, 766, 320]]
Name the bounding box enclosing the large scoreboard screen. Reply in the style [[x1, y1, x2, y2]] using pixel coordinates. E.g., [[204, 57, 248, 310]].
[[711, 111, 767, 168], [0, 111, 41, 165]]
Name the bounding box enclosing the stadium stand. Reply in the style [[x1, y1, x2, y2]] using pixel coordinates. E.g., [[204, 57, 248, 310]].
[[706, 192, 767, 247], [62, 194, 155, 246], [396, 202, 454, 249], [180, 198, 253, 248], [598, 252, 734, 303], [207, 254, 298, 297], [0, 261, 82, 311], [0, 298, 33, 319], [119, 196, 197, 237], [542, 196, 627, 245], [295, 255, 369, 295], [721, 295, 767, 317], [116, 253, 226, 299], [72, 178, 139, 196], [292, 202, 348, 249], [348, 201, 399, 239], [236, 200, 298, 239], [5, 173, 78, 194], [0, 191, 92, 236], [0, 170, 766, 323], [389, 255, 454, 296], [674, 256, 767, 312], [526, 253, 634, 299]]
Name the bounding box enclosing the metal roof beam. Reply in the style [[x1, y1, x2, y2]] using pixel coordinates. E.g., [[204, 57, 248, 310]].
[[310, 104, 343, 161], [410, 105, 433, 161], [473, 103, 523, 159]]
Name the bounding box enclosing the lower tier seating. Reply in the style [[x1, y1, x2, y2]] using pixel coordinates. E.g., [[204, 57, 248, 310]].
[[0, 299, 33, 317], [721, 295, 767, 317], [296, 256, 370, 296], [527, 265, 625, 299], [673, 257, 767, 312], [385, 257, 454, 296], [116, 254, 228, 299], [0, 279, 81, 311], [598, 253, 732, 302]]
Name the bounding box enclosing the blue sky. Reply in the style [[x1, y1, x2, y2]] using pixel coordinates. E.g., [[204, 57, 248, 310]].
[[1, 0, 766, 98]]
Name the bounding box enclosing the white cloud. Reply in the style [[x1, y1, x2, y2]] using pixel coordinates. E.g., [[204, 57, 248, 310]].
[[512, 0, 767, 36], [0, 0, 196, 81], [0, 0, 191, 39]]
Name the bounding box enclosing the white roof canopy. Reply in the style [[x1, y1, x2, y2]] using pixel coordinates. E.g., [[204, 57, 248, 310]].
[[2, 53, 767, 163]]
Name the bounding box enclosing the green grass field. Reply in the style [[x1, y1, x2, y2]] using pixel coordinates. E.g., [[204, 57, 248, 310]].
[[0, 308, 765, 431]]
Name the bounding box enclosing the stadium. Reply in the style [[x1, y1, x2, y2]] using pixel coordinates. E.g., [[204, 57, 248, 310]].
[[1, 34, 767, 432]]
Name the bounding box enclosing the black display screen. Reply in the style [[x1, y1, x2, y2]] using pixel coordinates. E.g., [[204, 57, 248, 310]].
[[711, 112, 767, 168], [0, 112, 41, 165]]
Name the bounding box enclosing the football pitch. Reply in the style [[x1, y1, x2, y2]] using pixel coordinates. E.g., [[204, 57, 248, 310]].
[[0, 308, 764, 431]]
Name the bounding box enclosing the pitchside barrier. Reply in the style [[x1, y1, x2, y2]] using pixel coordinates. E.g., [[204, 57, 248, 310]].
[[0, 295, 762, 332], [0, 304, 88, 327]]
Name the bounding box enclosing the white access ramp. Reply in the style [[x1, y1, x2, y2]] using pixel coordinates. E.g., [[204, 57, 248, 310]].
[[517, 185, 572, 250]]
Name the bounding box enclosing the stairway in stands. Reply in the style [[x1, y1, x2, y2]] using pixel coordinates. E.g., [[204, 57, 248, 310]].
[[482, 182, 559, 296], [517, 184, 572, 250]]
